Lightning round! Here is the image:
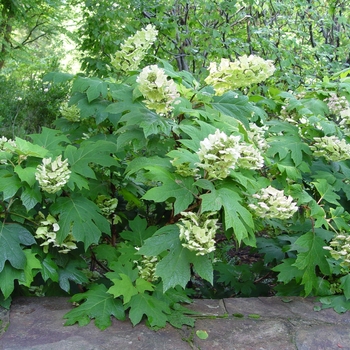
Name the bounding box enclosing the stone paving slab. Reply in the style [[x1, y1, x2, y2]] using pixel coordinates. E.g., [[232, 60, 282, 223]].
[[1, 296, 350, 349]]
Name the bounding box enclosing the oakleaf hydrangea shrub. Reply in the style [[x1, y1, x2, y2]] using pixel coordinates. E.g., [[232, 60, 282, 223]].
[[1, 24, 350, 329]]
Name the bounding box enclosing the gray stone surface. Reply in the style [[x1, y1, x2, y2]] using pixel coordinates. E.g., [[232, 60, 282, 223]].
[[0, 307, 10, 338], [1, 296, 350, 349]]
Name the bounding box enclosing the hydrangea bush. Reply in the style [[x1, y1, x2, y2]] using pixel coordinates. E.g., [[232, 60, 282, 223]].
[[1, 24, 350, 327]]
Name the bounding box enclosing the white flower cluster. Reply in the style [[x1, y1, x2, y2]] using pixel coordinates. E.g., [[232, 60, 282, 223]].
[[310, 136, 350, 162], [0, 136, 16, 150], [177, 211, 218, 256], [134, 248, 159, 282], [137, 65, 179, 115], [0, 136, 16, 164], [324, 93, 350, 136], [204, 55, 275, 95], [111, 24, 158, 72], [248, 186, 298, 220], [326, 93, 350, 115], [247, 123, 269, 152], [196, 129, 264, 180], [96, 195, 118, 217], [323, 233, 350, 269], [170, 158, 199, 177], [35, 155, 71, 194], [60, 103, 80, 122], [237, 143, 265, 170], [35, 213, 77, 254]]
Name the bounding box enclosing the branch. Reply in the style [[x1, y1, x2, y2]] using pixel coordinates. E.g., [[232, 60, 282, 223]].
[[13, 16, 49, 49]]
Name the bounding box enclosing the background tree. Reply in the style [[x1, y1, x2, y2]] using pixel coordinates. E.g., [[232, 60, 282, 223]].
[[77, 0, 350, 89], [0, 0, 80, 137]]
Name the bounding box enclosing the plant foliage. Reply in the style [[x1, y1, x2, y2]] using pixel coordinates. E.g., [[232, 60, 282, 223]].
[[1, 9, 350, 329]]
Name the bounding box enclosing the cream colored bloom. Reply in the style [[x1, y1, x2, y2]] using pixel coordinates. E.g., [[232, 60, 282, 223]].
[[249, 186, 298, 220], [35, 213, 77, 254], [324, 233, 350, 269], [196, 129, 241, 179], [35, 155, 71, 193], [205, 55, 275, 95], [310, 136, 350, 162], [177, 212, 218, 256], [134, 248, 159, 282], [111, 24, 158, 72], [60, 103, 80, 122], [247, 123, 269, 152], [237, 143, 264, 170], [137, 65, 179, 115], [196, 129, 264, 179]]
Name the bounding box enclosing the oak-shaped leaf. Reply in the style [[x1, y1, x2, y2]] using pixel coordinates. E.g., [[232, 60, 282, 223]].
[[0, 223, 36, 272], [51, 194, 110, 249], [292, 232, 331, 295], [127, 293, 171, 328], [64, 284, 125, 330], [108, 274, 154, 305], [142, 166, 197, 215]]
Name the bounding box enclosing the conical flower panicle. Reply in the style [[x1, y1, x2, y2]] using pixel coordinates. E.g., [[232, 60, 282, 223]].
[[35, 155, 71, 194]]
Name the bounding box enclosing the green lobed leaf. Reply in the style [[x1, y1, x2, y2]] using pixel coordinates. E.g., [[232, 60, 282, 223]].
[[0, 223, 36, 272], [125, 156, 171, 176], [51, 194, 110, 249], [127, 293, 171, 328], [119, 108, 172, 138], [340, 275, 350, 300], [312, 178, 340, 206], [58, 259, 89, 293], [107, 273, 138, 304], [211, 92, 254, 128], [292, 232, 331, 296], [267, 134, 311, 167], [156, 242, 192, 292], [19, 250, 41, 287], [41, 255, 59, 282], [191, 254, 213, 285], [20, 184, 42, 211], [43, 71, 74, 84], [0, 263, 22, 299], [72, 76, 109, 102], [64, 284, 125, 330], [137, 225, 180, 257], [0, 170, 22, 200], [200, 184, 254, 244], [319, 295, 350, 314], [272, 258, 304, 284], [13, 137, 49, 158], [64, 140, 119, 180], [29, 128, 71, 154], [119, 216, 157, 246], [14, 165, 37, 187], [142, 166, 197, 215]]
